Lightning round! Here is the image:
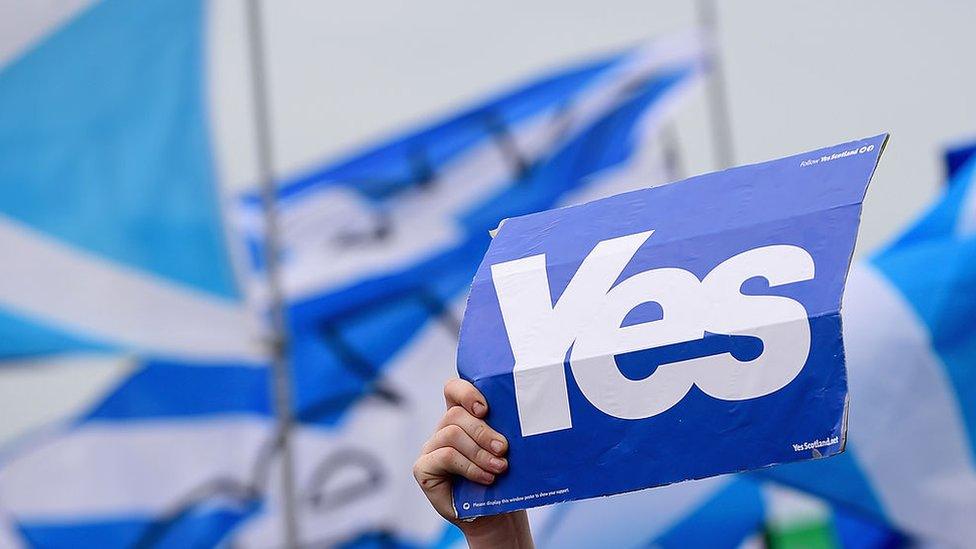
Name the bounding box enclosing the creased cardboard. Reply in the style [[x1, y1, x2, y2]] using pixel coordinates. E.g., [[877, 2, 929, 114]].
[[453, 135, 888, 518]]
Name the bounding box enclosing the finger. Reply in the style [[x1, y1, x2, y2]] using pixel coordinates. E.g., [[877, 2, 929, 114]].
[[417, 446, 495, 485], [444, 378, 487, 418], [422, 424, 508, 474], [438, 405, 508, 456]]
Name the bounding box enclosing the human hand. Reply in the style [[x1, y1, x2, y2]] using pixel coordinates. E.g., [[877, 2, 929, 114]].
[[413, 378, 533, 548]]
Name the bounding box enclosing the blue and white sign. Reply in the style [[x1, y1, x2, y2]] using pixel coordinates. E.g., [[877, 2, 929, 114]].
[[454, 134, 888, 518]]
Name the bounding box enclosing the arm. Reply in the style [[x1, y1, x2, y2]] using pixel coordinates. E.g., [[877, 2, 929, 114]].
[[413, 378, 534, 548]]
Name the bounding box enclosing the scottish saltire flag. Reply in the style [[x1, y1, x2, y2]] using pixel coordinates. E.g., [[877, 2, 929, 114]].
[[0, 0, 709, 545], [230, 33, 709, 547], [0, 0, 255, 360], [0, 1, 271, 547], [755, 145, 976, 547], [516, 143, 976, 549]]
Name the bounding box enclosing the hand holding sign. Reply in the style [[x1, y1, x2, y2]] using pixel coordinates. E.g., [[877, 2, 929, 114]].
[[454, 135, 887, 518], [414, 379, 534, 548]]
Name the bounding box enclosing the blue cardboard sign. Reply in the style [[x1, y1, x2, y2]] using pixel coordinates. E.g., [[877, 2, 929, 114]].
[[453, 135, 888, 518]]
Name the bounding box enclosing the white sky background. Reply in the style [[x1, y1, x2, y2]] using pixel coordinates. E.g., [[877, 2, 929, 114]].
[[0, 0, 975, 443]]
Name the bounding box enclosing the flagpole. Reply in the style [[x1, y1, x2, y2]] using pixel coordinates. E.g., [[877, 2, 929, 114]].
[[244, 1, 300, 547], [661, 122, 685, 182], [696, 0, 735, 169]]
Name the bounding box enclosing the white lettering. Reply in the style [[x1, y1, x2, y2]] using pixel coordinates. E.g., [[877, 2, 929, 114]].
[[491, 231, 815, 436]]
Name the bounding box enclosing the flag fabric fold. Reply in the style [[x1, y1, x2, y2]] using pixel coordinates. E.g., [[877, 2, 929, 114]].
[[230, 31, 709, 548], [7, 1, 973, 544], [0, 7, 708, 545], [757, 146, 976, 547]]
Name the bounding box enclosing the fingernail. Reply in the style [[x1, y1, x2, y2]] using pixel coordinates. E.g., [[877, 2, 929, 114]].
[[490, 439, 505, 454], [481, 472, 495, 484], [472, 401, 486, 417], [489, 457, 507, 471]]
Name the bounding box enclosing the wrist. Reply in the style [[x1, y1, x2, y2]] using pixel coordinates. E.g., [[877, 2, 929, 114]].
[[458, 511, 533, 549]]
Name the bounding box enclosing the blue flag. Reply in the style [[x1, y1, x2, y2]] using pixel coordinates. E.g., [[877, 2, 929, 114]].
[[0, 17, 708, 547], [756, 142, 976, 546]]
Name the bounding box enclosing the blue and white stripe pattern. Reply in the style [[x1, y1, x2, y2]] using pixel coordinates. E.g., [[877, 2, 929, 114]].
[[757, 146, 976, 547], [8, 0, 972, 545], [0, 0, 268, 547], [0, 0, 708, 544], [230, 30, 709, 549], [523, 150, 976, 548], [0, 0, 257, 362]]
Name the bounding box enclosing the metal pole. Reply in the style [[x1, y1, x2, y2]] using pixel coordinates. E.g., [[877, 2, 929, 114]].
[[661, 122, 685, 182], [696, 0, 735, 169], [244, 1, 300, 546]]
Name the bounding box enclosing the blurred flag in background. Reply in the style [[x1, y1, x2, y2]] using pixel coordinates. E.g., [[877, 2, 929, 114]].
[[1, 0, 975, 547], [0, 0, 709, 546], [944, 140, 976, 181], [0, 0, 268, 547], [755, 140, 976, 547], [525, 148, 976, 548], [526, 477, 902, 548], [230, 30, 708, 546], [0, 0, 256, 360]]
